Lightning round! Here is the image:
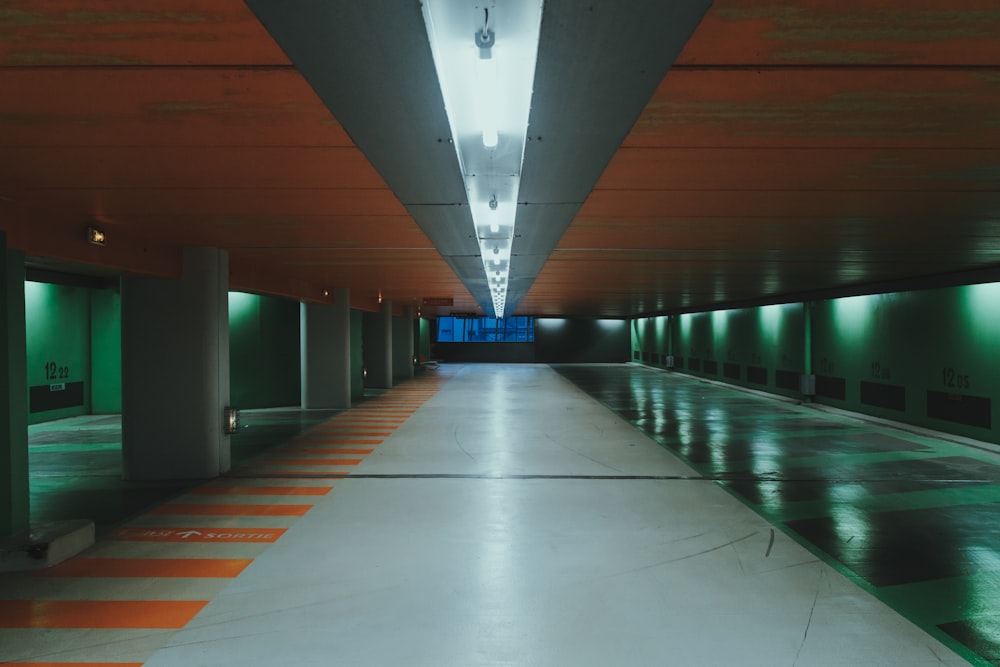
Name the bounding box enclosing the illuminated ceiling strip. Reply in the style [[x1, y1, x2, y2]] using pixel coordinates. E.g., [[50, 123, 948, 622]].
[[421, 0, 544, 318]]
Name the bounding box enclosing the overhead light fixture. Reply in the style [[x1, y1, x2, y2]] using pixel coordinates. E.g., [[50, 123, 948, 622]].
[[86, 226, 106, 246], [476, 19, 498, 148], [421, 0, 544, 318]]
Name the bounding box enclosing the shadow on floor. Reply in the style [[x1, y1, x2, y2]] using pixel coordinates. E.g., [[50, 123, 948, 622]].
[[28, 407, 337, 536]]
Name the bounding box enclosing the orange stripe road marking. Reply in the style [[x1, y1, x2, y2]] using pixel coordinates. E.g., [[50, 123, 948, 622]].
[[330, 415, 408, 420], [241, 471, 352, 477], [189, 486, 332, 496], [278, 448, 373, 455], [3, 663, 144, 667], [350, 414, 412, 418], [37, 558, 253, 579], [149, 503, 311, 516], [112, 526, 287, 543], [311, 426, 396, 432], [0, 600, 208, 629], [330, 416, 407, 421], [290, 438, 383, 446], [298, 431, 393, 437], [331, 414, 408, 418], [261, 458, 362, 466]]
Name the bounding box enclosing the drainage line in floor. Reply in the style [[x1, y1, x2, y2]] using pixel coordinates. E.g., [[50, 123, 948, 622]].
[[226, 472, 999, 483]]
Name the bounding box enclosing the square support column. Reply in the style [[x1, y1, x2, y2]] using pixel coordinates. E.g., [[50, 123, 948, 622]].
[[393, 306, 415, 381], [364, 300, 393, 389], [301, 287, 351, 409], [121, 247, 230, 480], [0, 237, 27, 537]]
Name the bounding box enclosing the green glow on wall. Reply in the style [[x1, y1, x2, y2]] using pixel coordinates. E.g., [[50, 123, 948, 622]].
[[228, 291, 258, 323], [962, 283, 1000, 336], [679, 313, 692, 338], [759, 303, 785, 342], [24, 281, 47, 308], [597, 319, 624, 332], [633, 279, 1000, 444], [832, 293, 878, 341], [654, 315, 666, 338], [712, 309, 728, 337], [537, 318, 569, 330]]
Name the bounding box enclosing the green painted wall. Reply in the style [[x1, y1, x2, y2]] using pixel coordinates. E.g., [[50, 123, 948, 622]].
[[812, 285, 1000, 440], [416, 318, 432, 362], [630, 315, 670, 365], [634, 305, 803, 398], [350, 309, 363, 401], [90, 287, 122, 414], [228, 292, 300, 409], [631, 281, 1000, 445], [24, 281, 92, 425]]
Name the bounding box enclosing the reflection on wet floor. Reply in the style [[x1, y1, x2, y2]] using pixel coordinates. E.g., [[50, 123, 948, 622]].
[[28, 407, 335, 535], [554, 363, 1000, 666]]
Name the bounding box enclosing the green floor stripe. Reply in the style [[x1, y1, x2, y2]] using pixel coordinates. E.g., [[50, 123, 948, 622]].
[[880, 572, 1000, 626]]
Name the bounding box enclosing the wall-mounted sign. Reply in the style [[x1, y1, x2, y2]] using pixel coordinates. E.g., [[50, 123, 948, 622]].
[[422, 297, 454, 306]]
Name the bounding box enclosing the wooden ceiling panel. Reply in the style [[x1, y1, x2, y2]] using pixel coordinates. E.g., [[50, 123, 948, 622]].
[[10, 187, 409, 221], [0, 0, 287, 66], [522, 0, 1000, 317], [576, 190, 1000, 223], [627, 70, 1000, 150], [2, 0, 999, 318], [0, 146, 389, 190], [0, 0, 477, 311], [674, 0, 1000, 66], [598, 148, 1000, 192], [0, 69, 351, 148]]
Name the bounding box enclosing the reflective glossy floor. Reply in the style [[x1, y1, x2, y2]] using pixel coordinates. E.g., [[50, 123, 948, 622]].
[[0, 364, 986, 665], [554, 363, 1000, 666]]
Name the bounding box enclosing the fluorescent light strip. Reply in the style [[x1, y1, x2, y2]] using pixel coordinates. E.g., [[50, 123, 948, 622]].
[[421, 0, 544, 318]]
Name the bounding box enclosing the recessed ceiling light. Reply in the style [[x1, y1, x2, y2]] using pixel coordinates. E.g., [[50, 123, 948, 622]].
[[421, 0, 543, 318]]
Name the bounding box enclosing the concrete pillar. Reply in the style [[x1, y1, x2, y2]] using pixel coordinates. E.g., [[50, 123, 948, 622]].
[[301, 287, 351, 409], [121, 247, 230, 480], [0, 236, 27, 536], [364, 300, 393, 388], [393, 306, 415, 380]]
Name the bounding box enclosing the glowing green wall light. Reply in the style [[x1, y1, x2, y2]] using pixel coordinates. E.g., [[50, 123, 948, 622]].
[[759, 303, 785, 343], [711, 308, 729, 337], [228, 291, 259, 324], [831, 293, 877, 341]]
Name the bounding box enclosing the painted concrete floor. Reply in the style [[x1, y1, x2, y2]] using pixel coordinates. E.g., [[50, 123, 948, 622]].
[[26, 407, 336, 534], [0, 363, 989, 665]]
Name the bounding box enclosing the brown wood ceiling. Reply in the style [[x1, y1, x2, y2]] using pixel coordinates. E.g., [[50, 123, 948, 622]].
[[2, 1, 999, 318]]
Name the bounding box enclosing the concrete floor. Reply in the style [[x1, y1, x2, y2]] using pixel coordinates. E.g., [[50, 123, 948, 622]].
[[1, 363, 990, 665]]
